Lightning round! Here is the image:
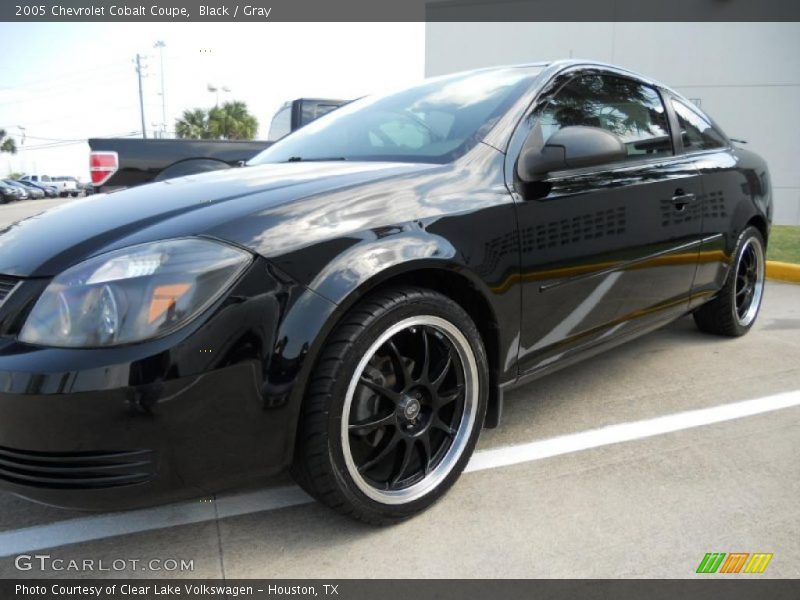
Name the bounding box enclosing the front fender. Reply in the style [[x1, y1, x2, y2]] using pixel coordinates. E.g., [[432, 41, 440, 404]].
[[266, 225, 518, 463], [305, 225, 459, 305]]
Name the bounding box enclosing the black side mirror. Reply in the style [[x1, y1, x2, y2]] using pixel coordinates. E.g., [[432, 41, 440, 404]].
[[517, 125, 627, 182]]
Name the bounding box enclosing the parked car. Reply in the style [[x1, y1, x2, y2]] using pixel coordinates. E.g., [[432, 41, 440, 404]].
[[0, 61, 771, 523], [80, 181, 96, 196], [88, 97, 348, 193], [19, 174, 78, 197], [0, 181, 18, 204], [9, 180, 45, 200], [17, 179, 58, 198], [1, 179, 30, 201]]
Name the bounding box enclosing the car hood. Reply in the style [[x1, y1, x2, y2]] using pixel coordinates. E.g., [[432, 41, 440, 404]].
[[0, 161, 438, 278]]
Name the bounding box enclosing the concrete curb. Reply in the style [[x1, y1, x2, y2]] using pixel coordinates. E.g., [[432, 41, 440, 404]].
[[766, 261, 800, 283]]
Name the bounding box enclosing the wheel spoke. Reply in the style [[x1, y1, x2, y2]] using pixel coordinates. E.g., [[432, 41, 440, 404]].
[[359, 376, 402, 404], [431, 415, 457, 437], [349, 412, 396, 431], [386, 340, 411, 389], [390, 438, 414, 487], [434, 383, 464, 409], [358, 430, 402, 473], [419, 328, 431, 384], [419, 433, 433, 475], [430, 350, 453, 391]]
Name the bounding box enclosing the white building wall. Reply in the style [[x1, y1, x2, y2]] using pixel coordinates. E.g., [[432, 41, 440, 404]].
[[426, 22, 800, 225]]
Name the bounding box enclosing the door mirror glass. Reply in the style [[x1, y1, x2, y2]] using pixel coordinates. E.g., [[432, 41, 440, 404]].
[[518, 125, 627, 181]]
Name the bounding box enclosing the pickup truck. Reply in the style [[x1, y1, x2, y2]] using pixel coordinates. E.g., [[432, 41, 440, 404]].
[[88, 97, 346, 192], [19, 174, 79, 197]]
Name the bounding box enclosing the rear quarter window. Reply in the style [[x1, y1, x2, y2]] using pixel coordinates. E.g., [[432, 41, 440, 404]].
[[671, 98, 727, 152]]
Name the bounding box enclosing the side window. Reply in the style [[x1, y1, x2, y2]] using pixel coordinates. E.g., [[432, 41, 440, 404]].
[[671, 98, 727, 152], [267, 105, 292, 142], [299, 101, 342, 129], [306, 102, 340, 122], [536, 73, 673, 162]]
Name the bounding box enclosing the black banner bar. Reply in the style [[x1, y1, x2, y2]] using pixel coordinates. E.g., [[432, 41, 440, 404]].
[[2, 0, 800, 22], [2, 579, 800, 600]]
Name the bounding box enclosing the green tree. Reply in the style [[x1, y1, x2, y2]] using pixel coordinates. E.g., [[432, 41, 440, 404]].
[[175, 109, 212, 140], [6, 171, 23, 180], [0, 129, 17, 154], [208, 101, 259, 140]]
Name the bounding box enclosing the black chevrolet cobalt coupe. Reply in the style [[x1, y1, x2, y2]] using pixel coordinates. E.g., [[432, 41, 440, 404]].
[[0, 61, 771, 523]]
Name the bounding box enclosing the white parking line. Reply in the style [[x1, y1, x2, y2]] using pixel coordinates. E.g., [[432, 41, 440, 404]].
[[0, 389, 798, 558], [465, 389, 800, 473], [0, 486, 312, 559]]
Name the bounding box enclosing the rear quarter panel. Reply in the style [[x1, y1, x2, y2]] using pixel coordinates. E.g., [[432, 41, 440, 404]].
[[691, 146, 772, 304]]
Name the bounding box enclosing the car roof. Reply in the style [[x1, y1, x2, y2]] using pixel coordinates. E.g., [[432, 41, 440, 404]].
[[478, 60, 670, 88]]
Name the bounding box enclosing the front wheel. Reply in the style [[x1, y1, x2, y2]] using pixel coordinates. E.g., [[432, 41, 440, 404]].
[[292, 287, 489, 524], [694, 226, 766, 336]]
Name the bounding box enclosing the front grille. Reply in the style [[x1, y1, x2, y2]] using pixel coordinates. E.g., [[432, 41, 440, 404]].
[[0, 275, 20, 305], [0, 445, 155, 489]]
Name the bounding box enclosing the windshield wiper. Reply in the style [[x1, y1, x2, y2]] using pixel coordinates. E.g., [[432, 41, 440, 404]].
[[286, 156, 347, 162]]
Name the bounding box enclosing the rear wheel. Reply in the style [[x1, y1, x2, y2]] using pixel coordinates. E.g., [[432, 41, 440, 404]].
[[694, 226, 765, 336], [292, 287, 488, 524]]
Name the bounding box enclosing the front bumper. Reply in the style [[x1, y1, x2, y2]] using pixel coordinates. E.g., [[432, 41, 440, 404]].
[[0, 258, 307, 510], [0, 362, 289, 509]]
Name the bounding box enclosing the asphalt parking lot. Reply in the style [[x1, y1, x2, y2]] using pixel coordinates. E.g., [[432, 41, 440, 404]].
[[0, 199, 798, 579], [0, 196, 82, 226]]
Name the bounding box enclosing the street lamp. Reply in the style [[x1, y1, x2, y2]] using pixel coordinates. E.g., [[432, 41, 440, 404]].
[[207, 84, 231, 107]]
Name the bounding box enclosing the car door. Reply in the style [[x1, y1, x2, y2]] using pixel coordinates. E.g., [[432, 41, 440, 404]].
[[665, 95, 743, 307], [508, 69, 705, 375]]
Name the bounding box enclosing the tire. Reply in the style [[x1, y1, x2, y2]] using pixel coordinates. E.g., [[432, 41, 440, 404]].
[[694, 226, 766, 337], [291, 286, 489, 525]]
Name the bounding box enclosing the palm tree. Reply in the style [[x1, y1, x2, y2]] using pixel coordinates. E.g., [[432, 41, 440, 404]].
[[175, 109, 211, 139], [0, 129, 17, 154], [208, 101, 258, 140]]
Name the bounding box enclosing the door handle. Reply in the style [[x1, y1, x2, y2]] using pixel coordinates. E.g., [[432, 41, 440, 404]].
[[671, 190, 697, 211]]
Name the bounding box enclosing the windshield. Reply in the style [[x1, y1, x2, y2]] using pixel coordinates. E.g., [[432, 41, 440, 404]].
[[249, 67, 541, 165]]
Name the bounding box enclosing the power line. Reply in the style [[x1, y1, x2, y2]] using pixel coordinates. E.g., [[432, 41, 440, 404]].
[[0, 73, 133, 108], [8, 134, 84, 142], [21, 131, 142, 150], [0, 62, 131, 93]]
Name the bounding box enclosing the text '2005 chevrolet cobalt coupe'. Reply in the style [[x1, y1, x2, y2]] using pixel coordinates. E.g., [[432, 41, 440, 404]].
[[0, 61, 771, 523]]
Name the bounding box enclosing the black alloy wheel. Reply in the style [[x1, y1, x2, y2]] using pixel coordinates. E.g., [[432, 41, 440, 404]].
[[292, 287, 488, 524]]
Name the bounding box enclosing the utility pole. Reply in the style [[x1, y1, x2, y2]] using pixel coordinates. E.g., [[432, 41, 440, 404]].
[[16, 126, 26, 174], [135, 53, 147, 139], [154, 41, 167, 138]]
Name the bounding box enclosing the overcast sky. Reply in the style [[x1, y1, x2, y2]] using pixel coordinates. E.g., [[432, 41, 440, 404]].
[[0, 23, 425, 181]]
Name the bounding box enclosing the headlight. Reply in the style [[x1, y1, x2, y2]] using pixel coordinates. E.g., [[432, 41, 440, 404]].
[[20, 238, 252, 347]]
